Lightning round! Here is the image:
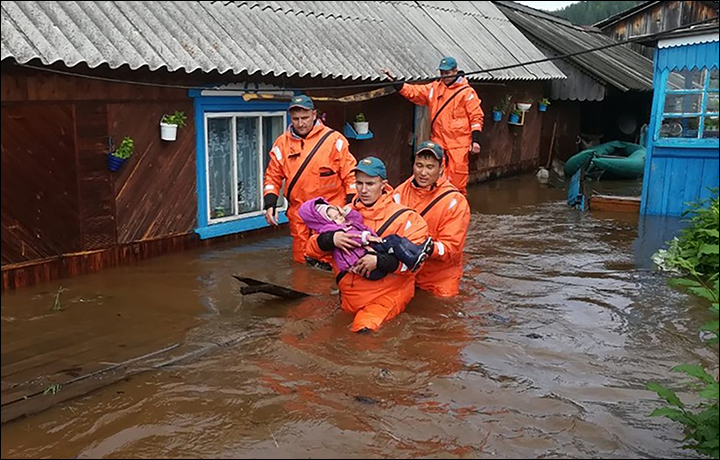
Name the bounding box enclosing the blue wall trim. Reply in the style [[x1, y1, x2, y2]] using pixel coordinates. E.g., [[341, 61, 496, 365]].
[[642, 41, 720, 216], [192, 92, 289, 239], [195, 214, 287, 239], [656, 41, 719, 72]]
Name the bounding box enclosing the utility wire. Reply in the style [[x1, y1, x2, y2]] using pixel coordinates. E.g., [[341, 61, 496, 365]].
[[14, 16, 719, 93]]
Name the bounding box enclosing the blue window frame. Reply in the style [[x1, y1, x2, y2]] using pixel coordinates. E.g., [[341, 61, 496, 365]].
[[656, 68, 719, 145], [192, 92, 289, 239]]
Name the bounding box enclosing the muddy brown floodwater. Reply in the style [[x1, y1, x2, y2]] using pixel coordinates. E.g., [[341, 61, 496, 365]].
[[1, 174, 713, 459]]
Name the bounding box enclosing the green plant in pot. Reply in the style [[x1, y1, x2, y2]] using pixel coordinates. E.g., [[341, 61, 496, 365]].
[[539, 97, 551, 112], [108, 136, 134, 171], [160, 111, 187, 141], [509, 108, 522, 124], [492, 95, 512, 121], [353, 112, 369, 135]]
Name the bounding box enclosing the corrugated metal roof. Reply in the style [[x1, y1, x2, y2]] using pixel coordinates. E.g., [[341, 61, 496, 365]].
[[495, 1, 654, 93], [1, 0, 564, 82]]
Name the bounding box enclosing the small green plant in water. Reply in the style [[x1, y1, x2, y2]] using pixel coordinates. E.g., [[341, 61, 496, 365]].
[[162, 111, 187, 128], [355, 112, 366, 123], [44, 383, 62, 395], [51, 286, 65, 312]]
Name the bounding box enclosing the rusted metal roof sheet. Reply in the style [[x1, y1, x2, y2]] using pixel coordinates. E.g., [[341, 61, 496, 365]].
[[1, 0, 564, 82], [496, 1, 654, 94]]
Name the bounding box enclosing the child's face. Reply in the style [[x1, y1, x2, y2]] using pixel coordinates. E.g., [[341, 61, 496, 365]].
[[326, 206, 346, 224]]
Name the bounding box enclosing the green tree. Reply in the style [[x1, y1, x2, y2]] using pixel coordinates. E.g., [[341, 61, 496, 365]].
[[551, 1, 644, 25]]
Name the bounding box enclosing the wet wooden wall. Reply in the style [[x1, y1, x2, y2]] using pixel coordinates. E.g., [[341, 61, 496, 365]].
[[1, 66, 198, 290], [313, 81, 546, 188], [312, 92, 415, 187], [471, 82, 545, 183], [600, 1, 719, 58]]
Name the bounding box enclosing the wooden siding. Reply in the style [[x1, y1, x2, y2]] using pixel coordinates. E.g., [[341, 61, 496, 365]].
[[642, 147, 719, 215], [1, 67, 197, 269], [75, 102, 117, 250], [642, 41, 720, 216], [109, 102, 197, 243], [601, 1, 718, 58], [1, 104, 82, 264], [312, 92, 415, 187], [471, 82, 544, 182]]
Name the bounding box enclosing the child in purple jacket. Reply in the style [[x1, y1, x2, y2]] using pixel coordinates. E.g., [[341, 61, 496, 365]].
[[299, 197, 433, 280]]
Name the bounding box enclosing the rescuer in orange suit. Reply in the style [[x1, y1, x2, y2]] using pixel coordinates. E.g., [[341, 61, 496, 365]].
[[305, 157, 430, 333], [263, 95, 357, 266], [383, 56, 484, 194], [394, 141, 471, 297]]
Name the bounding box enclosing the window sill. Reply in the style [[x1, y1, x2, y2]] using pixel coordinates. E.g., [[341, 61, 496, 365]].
[[654, 138, 720, 149], [195, 211, 288, 240]]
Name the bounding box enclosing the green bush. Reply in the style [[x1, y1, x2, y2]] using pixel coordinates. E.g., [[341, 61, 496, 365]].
[[649, 188, 719, 459], [654, 189, 719, 278]]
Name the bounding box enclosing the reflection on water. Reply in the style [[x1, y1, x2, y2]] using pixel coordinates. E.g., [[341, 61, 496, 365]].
[[1, 175, 710, 459]]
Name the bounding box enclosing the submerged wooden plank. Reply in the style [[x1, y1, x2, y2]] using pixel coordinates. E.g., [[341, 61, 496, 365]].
[[589, 194, 641, 213]]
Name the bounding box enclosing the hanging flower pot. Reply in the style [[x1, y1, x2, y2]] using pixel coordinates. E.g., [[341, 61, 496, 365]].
[[492, 110, 503, 122], [160, 111, 187, 141], [353, 112, 369, 135], [107, 136, 134, 172], [538, 98, 551, 112], [107, 155, 126, 172], [160, 122, 178, 141], [508, 111, 521, 124]]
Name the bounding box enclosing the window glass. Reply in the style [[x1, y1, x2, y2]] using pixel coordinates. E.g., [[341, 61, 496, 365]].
[[208, 117, 235, 219], [665, 68, 705, 91], [664, 93, 702, 114], [236, 117, 260, 214], [660, 67, 719, 139], [660, 117, 699, 138], [703, 116, 719, 139]]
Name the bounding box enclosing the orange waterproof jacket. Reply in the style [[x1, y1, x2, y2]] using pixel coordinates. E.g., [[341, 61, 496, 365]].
[[306, 186, 429, 331], [394, 176, 470, 297], [399, 77, 484, 175], [264, 121, 357, 263]]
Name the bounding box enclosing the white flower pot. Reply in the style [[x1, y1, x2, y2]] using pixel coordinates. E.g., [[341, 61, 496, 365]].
[[353, 121, 369, 135], [516, 102, 532, 112], [160, 122, 178, 141]]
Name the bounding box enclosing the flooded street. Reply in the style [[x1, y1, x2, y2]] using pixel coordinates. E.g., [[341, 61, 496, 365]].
[[1, 174, 712, 459]]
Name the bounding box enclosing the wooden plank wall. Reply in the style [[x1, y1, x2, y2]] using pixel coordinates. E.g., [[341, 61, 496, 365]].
[[602, 1, 719, 58], [471, 82, 544, 183], [109, 102, 196, 243], [1, 66, 198, 288], [1, 104, 82, 264], [75, 102, 117, 250], [313, 82, 545, 188], [313, 92, 415, 187]]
